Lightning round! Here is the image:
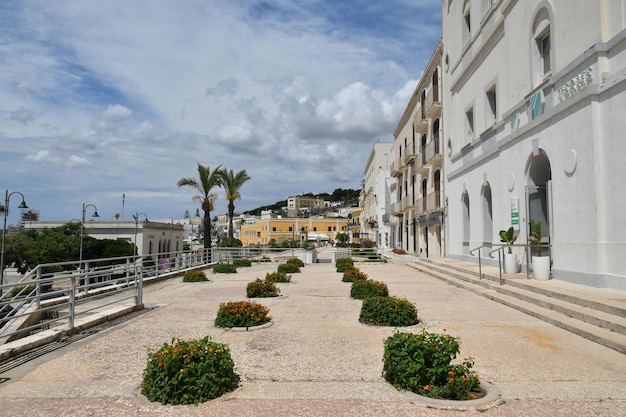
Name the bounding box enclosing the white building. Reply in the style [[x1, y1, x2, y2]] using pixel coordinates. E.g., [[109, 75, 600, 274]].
[[362, 142, 394, 249], [441, 0, 626, 289]]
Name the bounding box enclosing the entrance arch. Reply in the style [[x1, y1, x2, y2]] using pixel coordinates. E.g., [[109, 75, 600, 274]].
[[482, 182, 493, 244], [525, 150, 552, 255]]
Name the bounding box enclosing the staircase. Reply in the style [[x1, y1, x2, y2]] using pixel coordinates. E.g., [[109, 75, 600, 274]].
[[409, 258, 626, 355]]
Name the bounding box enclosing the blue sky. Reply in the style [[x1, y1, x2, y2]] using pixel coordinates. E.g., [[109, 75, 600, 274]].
[[0, 0, 441, 224]]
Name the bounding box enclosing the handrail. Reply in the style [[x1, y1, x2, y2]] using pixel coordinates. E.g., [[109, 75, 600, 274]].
[[469, 244, 491, 280]]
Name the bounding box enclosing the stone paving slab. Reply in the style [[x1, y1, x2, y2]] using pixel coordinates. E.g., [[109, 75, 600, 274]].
[[0, 247, 624, 416]]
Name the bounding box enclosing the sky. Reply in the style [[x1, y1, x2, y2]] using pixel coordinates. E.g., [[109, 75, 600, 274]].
[[0, 0, 442, 225]]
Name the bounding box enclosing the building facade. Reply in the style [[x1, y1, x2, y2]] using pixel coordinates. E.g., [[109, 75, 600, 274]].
[[361, 142, 394, 249], [391, 40, 445, 258], [442, 0, 626, 289], [240, 217, 348, 246]]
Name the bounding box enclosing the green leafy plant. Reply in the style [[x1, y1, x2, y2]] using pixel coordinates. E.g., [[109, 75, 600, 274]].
[[382, 331, 480, 400], [286, 257, 305, 267], [141, 336, 237, 405], [246, 278, 280, 298], [350, 279, 389, 299], [265, 271, 292, 283], [7, 284, 37, 298], [335, 258, 354, 272], [359, 296, 419, 327], [499, 227, 517, 254], [278, 262, 300, 273], [528, 219, 544, 257], [212, 263, 237, 274], [232, 259, 252, 267], [342, 268, 368, 282], [183, 270, 208, 282], [214, 300, 271, 328]]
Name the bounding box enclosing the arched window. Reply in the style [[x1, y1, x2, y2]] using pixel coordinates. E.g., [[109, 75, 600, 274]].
[[433, 119, 440, 154], [532, 7, 552, 84]]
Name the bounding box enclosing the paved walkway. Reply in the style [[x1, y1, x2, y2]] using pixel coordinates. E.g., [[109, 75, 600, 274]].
[[0, 247, 624, 416]]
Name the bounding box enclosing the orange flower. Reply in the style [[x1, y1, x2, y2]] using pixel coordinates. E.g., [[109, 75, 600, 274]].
[[448, 378, 454, 383], [448, 370, 455, 376], [423, 385, 431, 391], [179, 369, 184, 373]]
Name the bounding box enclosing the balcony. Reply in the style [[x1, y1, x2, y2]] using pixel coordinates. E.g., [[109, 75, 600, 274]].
[[423, 84, 441, 120], [390, 160, 402, 177], [418, 137, 442, 172], [415, 191, 442, 216]]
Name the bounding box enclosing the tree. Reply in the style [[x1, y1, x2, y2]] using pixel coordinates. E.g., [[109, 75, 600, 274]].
[[219, 168, 251, 247], [177, 163, 223, 252]]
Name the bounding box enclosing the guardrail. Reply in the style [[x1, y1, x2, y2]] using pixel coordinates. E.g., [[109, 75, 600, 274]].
[[471, 242, 550, 284]]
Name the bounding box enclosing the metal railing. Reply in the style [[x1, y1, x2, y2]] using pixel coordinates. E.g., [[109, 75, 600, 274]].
[[0, 248, 214, 344], [471, 242, 550, 284]]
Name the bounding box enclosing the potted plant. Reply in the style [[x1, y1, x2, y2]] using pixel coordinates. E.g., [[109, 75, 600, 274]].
[[528, 220, 550, 280], [499, 226, 519, 273]]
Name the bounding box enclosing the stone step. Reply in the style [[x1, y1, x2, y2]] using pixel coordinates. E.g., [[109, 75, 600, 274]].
[[409, 259, 626, 355]]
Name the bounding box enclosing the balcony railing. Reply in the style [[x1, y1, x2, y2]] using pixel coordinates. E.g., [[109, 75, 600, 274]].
[[415, 191, 442, 216], [423, 84, 441, 119], [418, 137, 442, 169]]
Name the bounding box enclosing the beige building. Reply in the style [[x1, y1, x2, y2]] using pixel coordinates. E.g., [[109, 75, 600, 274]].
[[240, 217, 348, 246], [391, 40, 444, 257], [287, 195, 325, 217]]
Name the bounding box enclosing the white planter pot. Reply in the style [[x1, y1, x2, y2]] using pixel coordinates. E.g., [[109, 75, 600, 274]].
[[532, 256, 550, 280], [503, 253, 518, 274]]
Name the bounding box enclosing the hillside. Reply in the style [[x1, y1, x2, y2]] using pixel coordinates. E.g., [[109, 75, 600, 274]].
[[246, 188, 360, 216]]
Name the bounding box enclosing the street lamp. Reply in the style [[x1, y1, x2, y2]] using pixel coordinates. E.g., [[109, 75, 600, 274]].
[[79, 203, 99, 271], [1, 190, 28, 291], [133, 212, 149, 256]]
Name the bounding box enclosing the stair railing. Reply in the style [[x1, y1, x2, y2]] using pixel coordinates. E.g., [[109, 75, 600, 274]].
[[469, 244, 491, 280]]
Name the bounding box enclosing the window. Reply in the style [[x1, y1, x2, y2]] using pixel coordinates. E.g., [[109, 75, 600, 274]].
[[539, 33, 551, 74], [272, 227, 276, 232], [486, 87, 497, 125], [288, 226, 293, 232], [532, 8, 552, 83], [465, 108, 474, 141], [463, 1, 471, 43], [328, 226, 332, 232]]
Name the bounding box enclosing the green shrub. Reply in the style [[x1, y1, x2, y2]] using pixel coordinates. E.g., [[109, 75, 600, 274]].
[[214, 300, 271, 328], [286, 257, 305, 267], [382, 331, 480, 400], [265, 271, 292, 283], [212, 263, 237, 274], [233, 259, 252, 267], [183, 270, 208, 282], [141, 336, 237, 405], [247, 278, 280, 298], [278, 262, 300, 273], [359, 296, 419, 327], [350, 279, 389, 299], [336, 257, 354, 272], [7, 284, 37, 298], [342, 268, 368, 282]]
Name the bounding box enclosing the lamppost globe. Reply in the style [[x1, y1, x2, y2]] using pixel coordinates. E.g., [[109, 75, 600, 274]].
[[133, 212, 149, 256]]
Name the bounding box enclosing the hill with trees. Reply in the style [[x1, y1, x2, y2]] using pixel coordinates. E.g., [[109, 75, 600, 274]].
[[246, 188, 360, 216]]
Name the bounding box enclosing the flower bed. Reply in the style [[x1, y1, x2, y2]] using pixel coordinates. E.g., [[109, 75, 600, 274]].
[[335, 258, 354, 272], [246, 278, 280, 298], [232, 259, 252, 267], [382, 331, 480, 400], [278, 262, 300, 273], [265, 271, 292, 283], [342, 268, 368, 282], [183, 270, 208, 282], [141, 336, 237, 405], [350, 279, 389, 299], [286, 257, 305, 267], [359, 296, 419, 327], [214, 300, 271, 328], [212, 263, 237, 273]]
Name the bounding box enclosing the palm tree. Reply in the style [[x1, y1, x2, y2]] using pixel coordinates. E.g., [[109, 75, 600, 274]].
[[219, 168, 251, 246], [177, 163, 223, 252]]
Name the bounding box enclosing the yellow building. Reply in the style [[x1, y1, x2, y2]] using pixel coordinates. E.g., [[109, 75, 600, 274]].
[[241, 217, 348, 246]]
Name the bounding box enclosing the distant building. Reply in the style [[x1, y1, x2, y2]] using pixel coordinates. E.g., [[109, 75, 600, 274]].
[[286, 195, 325, 217], [361, 142, 394, 249], [240, 217, 348, 246]]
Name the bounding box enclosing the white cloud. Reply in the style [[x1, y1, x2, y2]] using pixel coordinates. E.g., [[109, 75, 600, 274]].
[[0, 0, 442, 221]]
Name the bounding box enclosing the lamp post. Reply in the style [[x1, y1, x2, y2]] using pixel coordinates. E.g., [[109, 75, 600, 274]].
[[79, 203, 99, 271], [133, 212, 149, 256], [1, 190, 28, 292]]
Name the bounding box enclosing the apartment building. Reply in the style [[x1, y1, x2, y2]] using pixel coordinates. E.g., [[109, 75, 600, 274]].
[[286, 195, 325, 217], [240, 217, 348, 246], [361, 142, 394, 249], [391, 40, 444, 257], [441, 0, 626, 289]]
